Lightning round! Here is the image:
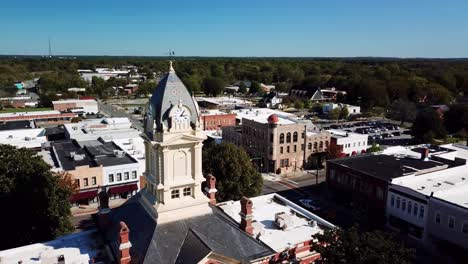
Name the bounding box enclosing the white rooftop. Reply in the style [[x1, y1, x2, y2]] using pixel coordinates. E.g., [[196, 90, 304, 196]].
[[327, 129, 366, 139], [218, 193, 334, 251], [0, 128, 47, 149], [389, 144, 468, 209], [112, 137, 146, 171], [64, 118, 141, 142], [232, 108, 298, 125], [0, 110, 62, 118], [52, 99, 96, 104], [0, 230, 102, 264], [196, 96, 252, 106]]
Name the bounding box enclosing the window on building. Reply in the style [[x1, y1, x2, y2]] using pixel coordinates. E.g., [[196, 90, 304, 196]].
[[84, 178, 88, 187], [132, 171, 137, 179], [390, 195, 395, 207], [462, 223, 468, 234], [280, 147, 283, 154], [448, 216, 455, 229], [396, 197, 400, 209], [270, 133, 274, 143], [301, 144, 305, 151], [319, 141, 323, 149], [269, 147, 273, 155], [408, 201, 412, 214], [287, 146, 290, 153], [419, 206, 424, 219], [117, 173, 122, 181], [435, 212, 441, 224], [286, 133, 291, 143], [325, 141, 329, 149], [75, 179, 80, 187], [402, 199, 406, 211], [314, 142, 318, 149], [413, 205, 418, 216], [280, 133, 285, 144], [308, 143, 312, 150], [171, 189, 180, 199], [301, 132, 305, 139], [109, 174, 114, 183], [183, 187, 192, 196], [293, 132, 298, 142], [124, 172, 129, 180], [294, 145, 297, 152], [92, 177, 96, 185]]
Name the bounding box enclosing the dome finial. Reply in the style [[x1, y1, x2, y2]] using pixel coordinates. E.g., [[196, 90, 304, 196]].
[[169, 61, 174, 72]]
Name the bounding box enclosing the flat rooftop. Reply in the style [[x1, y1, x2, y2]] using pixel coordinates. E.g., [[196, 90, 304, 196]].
[[52, 140, 97, 170], [330, 154, 448, 181], [218, 193, 334, 251], [327, 129, 367, 139], [0, 110, 62, 118], [81, 140, 137, 167], [0, 120, 34, 130], [196, 96, 252, 106], [52, 99, 96, 104], [0, 229, 104, 264], [232, 108, 298, 125], [0, 128, 47, 149]]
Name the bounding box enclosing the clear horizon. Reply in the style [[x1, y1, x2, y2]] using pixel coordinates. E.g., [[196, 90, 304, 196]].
[[2, 0, 468, 58]]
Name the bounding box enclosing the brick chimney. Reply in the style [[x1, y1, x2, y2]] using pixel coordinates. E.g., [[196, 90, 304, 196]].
[[204, 174, 217, 205], [421, 147, 429, 161], [240, 196, 254, 235], [119, 221, 132, 264]]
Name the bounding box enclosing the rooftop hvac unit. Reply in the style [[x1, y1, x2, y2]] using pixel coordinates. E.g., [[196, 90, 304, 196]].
[[73, 154, 85, 161], [275, 212, 293, 230], [24, 137, 31, 141]]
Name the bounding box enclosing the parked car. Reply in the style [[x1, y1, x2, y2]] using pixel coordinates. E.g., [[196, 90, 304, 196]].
[[393, 131, 401, 136], [299, 199, 321, 211]]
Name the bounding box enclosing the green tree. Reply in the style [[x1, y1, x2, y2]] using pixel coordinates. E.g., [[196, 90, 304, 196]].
[[202, 143, 263, 201], [294, 100, 304, 109], [387, 99, 417, 125], [368, 142, 381, 153], [249, 81, 261, 95], [312, 226, 415, 264], [328, 108, 341, 122], [202, 77, 225, 96], [0, 145, 74, 250], [238, 82, 247, 94], [339, 106, 349, 120], [412, 108, 447, 143], [444, 104, 468, 142]]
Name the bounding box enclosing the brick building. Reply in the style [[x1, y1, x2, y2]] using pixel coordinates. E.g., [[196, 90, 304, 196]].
[[326, 148, 449, 223], [200, 110, 236, 131], [223, 112, 330, 174]]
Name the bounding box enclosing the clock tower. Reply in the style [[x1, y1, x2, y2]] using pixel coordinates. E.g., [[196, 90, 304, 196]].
[[142, 61, 210, 222]]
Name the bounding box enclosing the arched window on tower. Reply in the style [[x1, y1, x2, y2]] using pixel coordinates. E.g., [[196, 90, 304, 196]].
[[314, 142, 318, 150], [280, 133, 285, 144], [293, 132, 298, 142], [319, 141, 323, 149], [286, 132, 291, 143]]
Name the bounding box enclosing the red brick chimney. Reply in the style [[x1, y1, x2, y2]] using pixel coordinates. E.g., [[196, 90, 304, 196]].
[[205, 174, 217, 205], [119, 221, 132, 264], [240, 196, 254, 235]]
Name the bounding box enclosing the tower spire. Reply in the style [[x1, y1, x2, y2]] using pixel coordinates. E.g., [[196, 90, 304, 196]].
[[169, 61, 174, 72]]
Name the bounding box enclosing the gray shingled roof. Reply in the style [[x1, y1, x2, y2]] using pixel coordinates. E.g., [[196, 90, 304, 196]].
[[103, 189, 274, 264], [145, 66, 199, 137]]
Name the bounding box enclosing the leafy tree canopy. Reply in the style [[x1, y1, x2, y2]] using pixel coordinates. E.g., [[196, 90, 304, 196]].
[[202, 143, 263, 201], [0, 145, 74, 250], [412, 108, 447, 143], [312, 226, 415, 264]]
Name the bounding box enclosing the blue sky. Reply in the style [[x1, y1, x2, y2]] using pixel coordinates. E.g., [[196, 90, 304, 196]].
[[2, 0, 468, 57]]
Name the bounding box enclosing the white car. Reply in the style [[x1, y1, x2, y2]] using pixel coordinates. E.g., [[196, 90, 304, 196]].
[[299, 199, 321, 211]]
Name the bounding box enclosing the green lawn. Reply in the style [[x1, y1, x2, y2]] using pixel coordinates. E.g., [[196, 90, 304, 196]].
[[0, 107, 52, 113]]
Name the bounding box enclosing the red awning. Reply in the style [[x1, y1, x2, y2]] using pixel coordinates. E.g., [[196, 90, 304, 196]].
[[108, 184, 138, 195], [70, 190, 98, 202]]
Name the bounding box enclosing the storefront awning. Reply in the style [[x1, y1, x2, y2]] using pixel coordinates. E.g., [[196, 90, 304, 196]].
[[70, 189, 98, 202], [108, 183, 138, 195]]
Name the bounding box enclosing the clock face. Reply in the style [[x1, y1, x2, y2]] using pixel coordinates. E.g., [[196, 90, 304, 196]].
[[172, 106, 190, 124]]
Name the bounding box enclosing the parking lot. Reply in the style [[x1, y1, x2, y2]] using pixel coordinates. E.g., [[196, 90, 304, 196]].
[[321, 120, 414, 147]]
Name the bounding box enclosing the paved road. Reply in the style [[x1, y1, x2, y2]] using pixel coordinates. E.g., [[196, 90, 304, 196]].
[[98, 100, 144, 131]]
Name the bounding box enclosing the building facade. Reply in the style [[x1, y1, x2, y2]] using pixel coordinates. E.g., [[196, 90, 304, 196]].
[[328, 129, 368, 156], [223, 113, 330, 174], [200, 110, 236, 131]]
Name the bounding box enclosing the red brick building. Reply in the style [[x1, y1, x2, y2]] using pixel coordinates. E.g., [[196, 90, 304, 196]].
[[200, 111, 236, 131]]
